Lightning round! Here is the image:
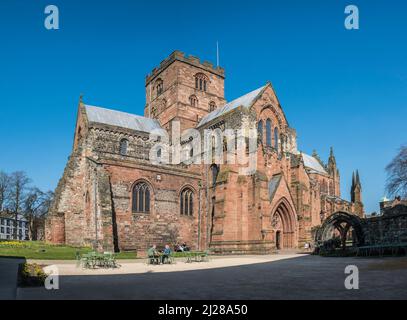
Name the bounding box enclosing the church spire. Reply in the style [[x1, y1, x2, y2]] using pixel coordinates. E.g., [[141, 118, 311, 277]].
[[327, 147, 337, 175], [351, 170, 364, 217], [356, 170, 361, 188]]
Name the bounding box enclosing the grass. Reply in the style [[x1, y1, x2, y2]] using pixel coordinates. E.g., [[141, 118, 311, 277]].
[[0, 241, 137, 260]]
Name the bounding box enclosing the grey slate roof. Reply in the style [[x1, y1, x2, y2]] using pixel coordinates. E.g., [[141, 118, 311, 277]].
[[84, 104, 162, 133], [302, 153, 328, 175], [197, 84, 267, 127], [268, 174, 282, 202]]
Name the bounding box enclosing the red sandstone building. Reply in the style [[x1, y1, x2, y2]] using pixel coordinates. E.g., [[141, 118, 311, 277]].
[[46, 51, 364, 254]]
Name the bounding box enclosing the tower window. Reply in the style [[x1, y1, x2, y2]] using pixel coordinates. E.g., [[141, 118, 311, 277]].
[[194, 73, 209, 92], [180, 188, 194, 216], [119, 139, 128, 156], [156, 79, 163, 96], [209, 101, 216, 112], [132, 182, 151, 213], [189, 95, 198, 107]]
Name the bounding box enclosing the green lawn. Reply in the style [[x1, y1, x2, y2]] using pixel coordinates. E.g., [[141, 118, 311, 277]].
[[0, 241, 137, 260]]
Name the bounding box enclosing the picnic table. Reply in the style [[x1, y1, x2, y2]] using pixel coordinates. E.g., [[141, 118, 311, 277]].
[[147, 252, 175, 265], [185, 251, 210, 263], [77, 252, 117, 269]]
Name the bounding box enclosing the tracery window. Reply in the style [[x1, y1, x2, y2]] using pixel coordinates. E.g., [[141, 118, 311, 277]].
[[180, 188, 194, 216], [132, 182, 151, 213]]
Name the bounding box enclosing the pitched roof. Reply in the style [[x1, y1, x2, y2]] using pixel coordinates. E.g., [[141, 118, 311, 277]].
[[302, 153, 328, 175], [197, 84, 267, 127], [84, 105, 162, 133]]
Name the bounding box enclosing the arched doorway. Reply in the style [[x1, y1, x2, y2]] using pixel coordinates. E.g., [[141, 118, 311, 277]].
[[276, 231, 281, 250], [271, 198, 296, 249]]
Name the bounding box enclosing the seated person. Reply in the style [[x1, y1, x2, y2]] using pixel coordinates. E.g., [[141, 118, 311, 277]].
[[182, 242, 190, 252], [161, 244, 172, 264], [147, 245, 159, 264]]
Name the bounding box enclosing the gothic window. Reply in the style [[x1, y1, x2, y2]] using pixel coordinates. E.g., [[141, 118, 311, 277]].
[[274, 127, 279, 151], [180, 188, 194, 216], [211, 164, 219, 187], [189, 95, 198, 107], [156, 79, 163, 96], [119, 139, 128, 156], [132, 182, 151, 213], [194, 73, 209, 92], [266, 119, 272, 146], [209, 101, 216, 112], [257, 120, 263, 143]]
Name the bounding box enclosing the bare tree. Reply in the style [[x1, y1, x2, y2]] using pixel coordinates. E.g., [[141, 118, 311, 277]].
[[386, 145, 407, 198], [0, 171, 10, 211], [8, 171, 31, 239], [24, 188, 54, 240]]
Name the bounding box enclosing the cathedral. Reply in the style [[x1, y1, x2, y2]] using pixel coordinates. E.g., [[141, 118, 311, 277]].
[[45, 51, 364, 254]]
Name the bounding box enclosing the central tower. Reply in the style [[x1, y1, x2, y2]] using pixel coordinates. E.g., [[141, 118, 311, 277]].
[[144, 51, 226, 132]]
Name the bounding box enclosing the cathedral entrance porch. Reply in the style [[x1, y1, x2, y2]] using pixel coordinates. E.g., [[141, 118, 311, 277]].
[[271, 199, 297, 250]]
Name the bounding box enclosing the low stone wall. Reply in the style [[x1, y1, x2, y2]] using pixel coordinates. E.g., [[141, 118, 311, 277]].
[[363, 204, 407, 245]]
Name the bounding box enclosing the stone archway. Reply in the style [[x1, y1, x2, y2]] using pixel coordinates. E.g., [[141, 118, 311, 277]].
[[271, 198, 296, 249], [315, 211, 365, 249]]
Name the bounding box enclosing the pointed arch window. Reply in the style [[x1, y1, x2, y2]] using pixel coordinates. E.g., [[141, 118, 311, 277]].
[[132, 182, 151, 213], [211, 164, 219, 187], [266, 119, 272, 146], [189, 95, 198, 107], [257, 120, 263, 143], [180, 188, 194, 216], [120, 139, 128, 156], [274, 127, 279, 152]]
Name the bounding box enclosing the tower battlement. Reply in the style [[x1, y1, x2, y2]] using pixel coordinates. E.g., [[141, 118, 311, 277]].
[[145, 50, 225, 85]]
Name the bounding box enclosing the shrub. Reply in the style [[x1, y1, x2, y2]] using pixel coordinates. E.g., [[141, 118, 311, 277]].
[[18, 263, 48, 287]]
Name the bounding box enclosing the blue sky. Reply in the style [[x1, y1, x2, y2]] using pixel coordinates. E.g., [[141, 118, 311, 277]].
[[0, 0, 406, 213]]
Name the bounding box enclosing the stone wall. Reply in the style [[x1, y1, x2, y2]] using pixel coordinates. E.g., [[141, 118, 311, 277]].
[[363, 204, 407, 245]]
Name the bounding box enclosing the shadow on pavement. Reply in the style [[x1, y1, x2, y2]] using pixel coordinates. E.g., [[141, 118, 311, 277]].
[[15, 255, 407, 300]]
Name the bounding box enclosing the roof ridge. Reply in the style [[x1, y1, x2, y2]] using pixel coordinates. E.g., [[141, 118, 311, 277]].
[[84, 104, 159, 122]]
